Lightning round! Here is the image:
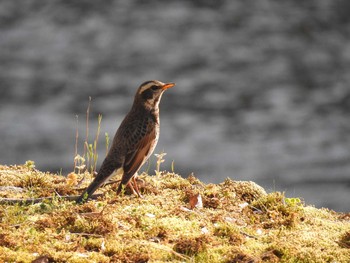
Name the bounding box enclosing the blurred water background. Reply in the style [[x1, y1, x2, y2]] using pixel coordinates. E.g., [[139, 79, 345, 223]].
[[0, 0, 349, 211]]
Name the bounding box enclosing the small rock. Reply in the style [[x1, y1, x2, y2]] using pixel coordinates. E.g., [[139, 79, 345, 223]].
[[32, 255, 49, 263]]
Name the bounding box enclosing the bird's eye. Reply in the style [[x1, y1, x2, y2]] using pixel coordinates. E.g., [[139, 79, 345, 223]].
[[150, 85, 159, 91]]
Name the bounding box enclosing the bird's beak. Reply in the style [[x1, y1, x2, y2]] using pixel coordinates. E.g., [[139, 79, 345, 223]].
[[161, 82, 175, 90]]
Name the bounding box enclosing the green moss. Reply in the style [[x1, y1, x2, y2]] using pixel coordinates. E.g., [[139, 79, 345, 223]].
[[251, 192, 303, 228], [213, 222, 244, 245], [0, 164, 349, 262]]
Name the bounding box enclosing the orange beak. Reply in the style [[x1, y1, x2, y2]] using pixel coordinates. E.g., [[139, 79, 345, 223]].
[[161, 82, 175, 90]]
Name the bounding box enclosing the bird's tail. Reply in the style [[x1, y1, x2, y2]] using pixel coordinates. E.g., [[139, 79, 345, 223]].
[[76, 159, 120, 203], [76, 177, 105, 203]]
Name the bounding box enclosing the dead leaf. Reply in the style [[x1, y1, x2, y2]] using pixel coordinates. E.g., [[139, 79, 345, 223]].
[[189, 193, 203, 209]]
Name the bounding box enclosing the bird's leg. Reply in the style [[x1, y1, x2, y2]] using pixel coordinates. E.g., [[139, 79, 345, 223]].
[[117, 173, 143, 198], [126, 181, 138, 196], [131, 176, 143, 198]]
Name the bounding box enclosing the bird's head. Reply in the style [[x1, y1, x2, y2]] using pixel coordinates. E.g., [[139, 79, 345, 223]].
[[135, 80, 175, 110]]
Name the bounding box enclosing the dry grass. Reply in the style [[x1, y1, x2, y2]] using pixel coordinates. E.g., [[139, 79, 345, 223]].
[[0, 164, 349, 262]]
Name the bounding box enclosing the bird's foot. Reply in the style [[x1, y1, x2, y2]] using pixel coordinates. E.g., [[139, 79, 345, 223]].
[[132, 176, 144, 198], [127, 179, 143, 198]]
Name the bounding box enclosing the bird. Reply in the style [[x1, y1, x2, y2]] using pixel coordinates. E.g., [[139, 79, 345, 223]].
[[76, 80, 175, 203]]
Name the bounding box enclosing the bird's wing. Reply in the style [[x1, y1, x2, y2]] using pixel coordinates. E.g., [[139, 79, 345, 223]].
[[123, 126, 156, 181], [124, 130, 155, 175]]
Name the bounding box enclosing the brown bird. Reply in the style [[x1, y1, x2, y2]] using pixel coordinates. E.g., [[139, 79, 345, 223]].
[[76, 80, 175, 203]]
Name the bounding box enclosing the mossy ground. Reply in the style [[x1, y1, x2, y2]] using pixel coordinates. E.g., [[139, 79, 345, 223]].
[[0, 164, 349, 263]]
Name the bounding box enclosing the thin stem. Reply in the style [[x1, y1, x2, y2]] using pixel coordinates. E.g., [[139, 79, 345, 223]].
[[83, 96, 92, 164], [74, 115, 79, 172]]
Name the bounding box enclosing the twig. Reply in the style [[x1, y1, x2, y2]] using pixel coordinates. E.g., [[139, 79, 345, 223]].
[[70, 232, 104, 238], [0, 194, 103, 205], [239, 231, 258, 239]]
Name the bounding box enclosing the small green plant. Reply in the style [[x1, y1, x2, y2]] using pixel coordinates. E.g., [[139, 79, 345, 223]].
[[80, 192, 89, 203], [83, 97, 92, 161], [74, 115, 79, 172], [72, 98, 105, 177], [24, 160, 35, 170], [154, 151, 166, 176], [85, 143, 95, 175], [105, 132, 110, 156], [284, 197, 302, 206], [74, 154, 86, 175], [92, 114, 102, 173], [84, 113, 102, 176], [119, 184, 126, 197], [171, 160, 175, 173]]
